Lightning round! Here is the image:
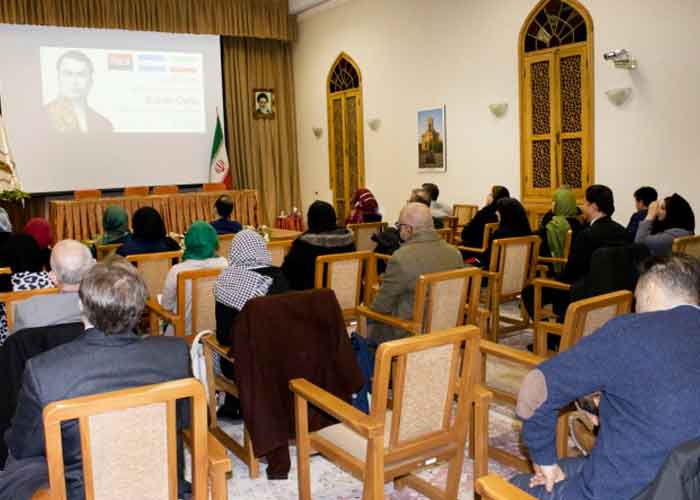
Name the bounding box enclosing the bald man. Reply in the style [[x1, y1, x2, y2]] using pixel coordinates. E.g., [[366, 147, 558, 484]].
[[368, 203, 464, 344], [12, 239, 95, 333]]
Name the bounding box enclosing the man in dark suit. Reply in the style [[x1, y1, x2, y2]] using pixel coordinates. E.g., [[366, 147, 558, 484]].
[[0, 258, 191, 500], [523, 184, 630, 319]]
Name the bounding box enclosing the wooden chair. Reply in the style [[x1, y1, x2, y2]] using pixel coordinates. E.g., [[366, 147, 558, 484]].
[[1, 288, 59, 333], [146, 267, 222, 337], [438, 215, 459, 243], [201, 333, 260, 479], [315, 251, 372, 322], [268, 239, 293, 267], [436, 227, 453, 242], [73, 189, 102, 200], [291, 325, 490, 500], [481, 235, 541, 341], [126, 250, 182, 298], [217, 233, 236, 259], [124, 186, 149, 197], [0, 267, 11, 275], [453, 204, 478, 228], [357, 267, 483, 337], [94, 243, 122, 260], [152, 185, 179, 195], [203, 182, 226, 192], [457, 222, 499, 256], [537, 229, 573, 275], [672, 234, 700, 258], [534, 290, 633, 357], [347, 221, 386, 252], [475, 475, 535, 499], [31, 378, 228, 500]]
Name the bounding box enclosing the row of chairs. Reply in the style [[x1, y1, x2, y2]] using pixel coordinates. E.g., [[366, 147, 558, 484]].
[[73, 182, 228, 200]]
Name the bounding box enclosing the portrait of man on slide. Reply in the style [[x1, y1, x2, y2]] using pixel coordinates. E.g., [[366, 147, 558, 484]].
[[45, 50, 113, 134]]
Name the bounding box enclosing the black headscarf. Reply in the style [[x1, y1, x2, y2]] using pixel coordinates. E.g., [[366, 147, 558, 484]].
[[132, 206, 167, 241], [656, 193, 695, 233], [307, 201, 338, 234], [491, 186, 510, 206], [496, 198, 532, 236], [1, 234, 45, 273]]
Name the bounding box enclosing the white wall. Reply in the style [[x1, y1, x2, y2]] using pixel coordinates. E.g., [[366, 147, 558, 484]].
[[293, 0, 700, 225]]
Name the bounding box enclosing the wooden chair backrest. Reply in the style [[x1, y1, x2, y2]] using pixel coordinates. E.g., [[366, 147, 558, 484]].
[[175, 267, 223, 336], [41, 378, 207, 500], [488, 235, 541, 299], [95, 243, 122, 261], [371, 326, 480, 462], [203, 183, 226, 192], [74, 189, 102, 200], [152, 185, 179, 195], [124, 186, 149, 197], [347, 222, 386, 252], [436, 228, 453, 242], [127, 251, 182, 298], [268, 239, 293, 267], [315, 251, 371, 317], [562, 229, 573, 260], [0, 267, 11, 275], [672, 235, 700, 258], [217, 233, 236, 259], [412, 267, 481, 333], [453, 204, 478, 226], [0, 288, 59, 332], [559, 290, 633, 352]]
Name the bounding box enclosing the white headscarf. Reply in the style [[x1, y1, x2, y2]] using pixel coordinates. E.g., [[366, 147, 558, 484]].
[[0, 208, 12, 232]]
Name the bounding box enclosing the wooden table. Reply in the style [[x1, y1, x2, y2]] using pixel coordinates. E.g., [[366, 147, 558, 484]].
[[50, 190, 261, 241]]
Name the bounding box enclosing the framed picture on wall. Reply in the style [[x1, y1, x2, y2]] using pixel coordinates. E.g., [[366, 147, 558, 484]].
[[417, 106, 446, 172], [253, 88, 275, 119]]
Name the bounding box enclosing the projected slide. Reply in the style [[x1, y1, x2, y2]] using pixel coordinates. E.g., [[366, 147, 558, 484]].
[[40, 47, 206, 134]]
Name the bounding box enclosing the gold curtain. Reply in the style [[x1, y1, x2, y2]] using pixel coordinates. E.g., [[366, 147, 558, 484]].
[[222, 37, 301, 225], [0, 0, 295, 40]]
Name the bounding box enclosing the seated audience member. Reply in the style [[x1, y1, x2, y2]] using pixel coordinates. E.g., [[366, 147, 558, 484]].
[[522, 185, 630, 320], [478, 197, 532, 267], [460, 185, 510, 252], [409, 188, 445, 229], [281, 201, 355, 290], [627, 186, 658, 238], [22, 218, 52, 271], [538, 188, 584, 273], [422, 182, 451, 218], [161, 221, 227, 335], [210, 194, 243, 235], [97, 205, 131, 246], [12, 240, 94, 334], [344, 188, 381, 224], [214, 229, 289, 419], [0, 208, 12, 248], [368, 203, 463, 344], [115, 206, 180, 256], [635, 193, 695, 256], [512, 255, 700, 499], [0, 257, 191, 500]]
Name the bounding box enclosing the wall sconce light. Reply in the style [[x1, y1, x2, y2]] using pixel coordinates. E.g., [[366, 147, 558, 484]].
[[367, 118, 381, 131], [603, 49, 637, 70], [488, 103, 508, 118], [605, 87, 632, 106], [312, 127, 323, 139]]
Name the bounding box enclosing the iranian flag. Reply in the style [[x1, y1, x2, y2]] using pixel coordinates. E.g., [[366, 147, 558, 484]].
[[208, 113, 231, 187]]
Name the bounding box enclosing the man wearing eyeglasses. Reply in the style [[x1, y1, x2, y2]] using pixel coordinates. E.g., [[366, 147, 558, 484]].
[[367, 202, 464, 344]]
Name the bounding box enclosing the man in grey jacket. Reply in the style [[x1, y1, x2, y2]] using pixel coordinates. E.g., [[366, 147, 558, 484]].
[[11, 239, 94, 333], [368, 202, 464, 344]]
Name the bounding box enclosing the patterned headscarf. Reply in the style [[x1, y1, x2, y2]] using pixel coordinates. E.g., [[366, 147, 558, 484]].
[[214, 229, 273, 310], [0, 208, 12, 233]]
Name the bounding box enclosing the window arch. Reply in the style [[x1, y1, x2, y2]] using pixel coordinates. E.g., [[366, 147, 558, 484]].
[[524, 0, 588, 53], [329, 55, 361, 93]]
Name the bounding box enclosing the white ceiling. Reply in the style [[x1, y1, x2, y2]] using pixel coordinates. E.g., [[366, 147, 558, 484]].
[[289, 0, 332, 15]]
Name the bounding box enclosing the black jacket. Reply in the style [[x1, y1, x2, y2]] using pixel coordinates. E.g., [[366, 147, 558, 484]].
[[634, 438, 700, 500], [460, 205, 498, 248], [281, 229, 355, 290]]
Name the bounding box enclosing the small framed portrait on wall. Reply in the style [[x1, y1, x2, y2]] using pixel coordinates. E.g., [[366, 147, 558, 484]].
[[253, 89, 275, 119]]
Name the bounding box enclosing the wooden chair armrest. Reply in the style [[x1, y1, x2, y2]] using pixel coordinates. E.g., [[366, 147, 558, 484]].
[[474, 383, 493, 404], [475, 475, 537, 500], [356, 305, 417, 333], [536, 264, 549, 278], [457, 245, 486, 254], [31, 489, 50, 500], [145, 298, 179, 324], [373, 253, 392, 262], [480, 339, 546, 368], [290, 378, 384, 438], [538, 256, 567, 264], [533, 278, 572, 291], [202, 334, 235, 361], [536, 321, 564, 335], [183, 429, 232, 473]]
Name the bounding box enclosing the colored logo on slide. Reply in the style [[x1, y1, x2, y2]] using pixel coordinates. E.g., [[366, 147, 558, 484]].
[[108, 53, 133, 71], [215, 160, 226, 174]]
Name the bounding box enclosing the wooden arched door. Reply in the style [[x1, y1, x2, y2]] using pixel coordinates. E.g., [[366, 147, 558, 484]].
[[327, 53, 365, 222], [519, 0, 594, 208]]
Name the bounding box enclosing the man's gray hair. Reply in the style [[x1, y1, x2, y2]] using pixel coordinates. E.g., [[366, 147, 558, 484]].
[[50, 240, 95, 286], [637, 254, 700, 306], [79, 257, 148, 335]]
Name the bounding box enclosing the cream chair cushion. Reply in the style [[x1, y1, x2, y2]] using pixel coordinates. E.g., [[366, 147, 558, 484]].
[[315, 411, 393, 461]]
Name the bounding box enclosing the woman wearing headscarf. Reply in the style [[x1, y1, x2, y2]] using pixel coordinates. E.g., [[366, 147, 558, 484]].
[[90, 205, 132, 257], [23, 218, 52, 271], [538, 188, 584, 273], [281, 201, 355, 290], [635, 193, 695, 256], [116, 206, 180, 256], [460, 186, 510, 258], [344, 188, 381, 225], [479, 197, 532, 267], [161, 221, 227, 335], [214, 229, 289, 419]]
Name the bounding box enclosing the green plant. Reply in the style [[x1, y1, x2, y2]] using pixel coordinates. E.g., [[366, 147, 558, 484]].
[[0, 189, 30, 203]]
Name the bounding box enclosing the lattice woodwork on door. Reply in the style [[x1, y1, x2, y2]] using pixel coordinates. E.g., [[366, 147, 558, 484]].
[[560, 55, 582, 133], [531, 61, 551, 135]]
